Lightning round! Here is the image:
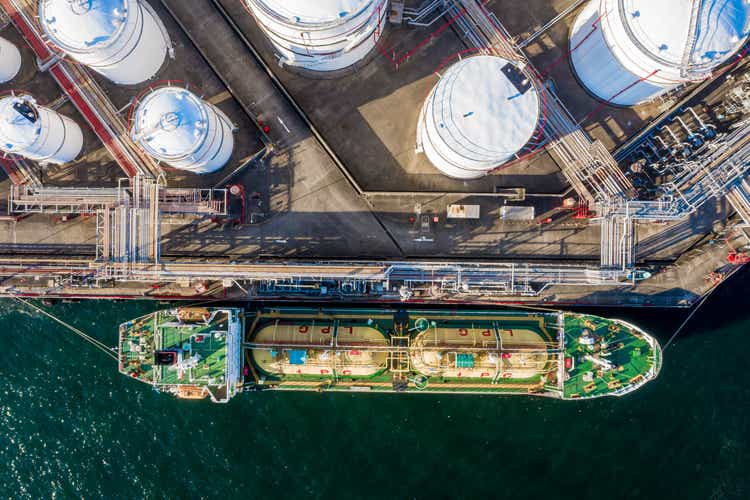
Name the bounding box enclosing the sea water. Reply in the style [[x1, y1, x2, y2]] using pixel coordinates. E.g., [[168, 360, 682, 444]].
[[1, 271, 749, 499]]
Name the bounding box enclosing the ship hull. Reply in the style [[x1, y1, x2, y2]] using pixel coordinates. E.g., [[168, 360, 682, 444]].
[[119, 306, 662, 401]]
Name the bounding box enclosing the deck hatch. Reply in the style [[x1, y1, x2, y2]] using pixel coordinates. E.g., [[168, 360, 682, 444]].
[[455, 353, 475, 368], [289, 350, 307, 365]]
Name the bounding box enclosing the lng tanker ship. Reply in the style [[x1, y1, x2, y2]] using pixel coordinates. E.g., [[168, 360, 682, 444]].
[[118, 307, 662, 403]]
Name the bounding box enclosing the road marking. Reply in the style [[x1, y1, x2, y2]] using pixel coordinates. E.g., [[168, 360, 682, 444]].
[[277, 116, 291, 134]]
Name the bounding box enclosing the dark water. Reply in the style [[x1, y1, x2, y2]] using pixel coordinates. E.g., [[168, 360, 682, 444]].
[[1, 274, 749, 500]]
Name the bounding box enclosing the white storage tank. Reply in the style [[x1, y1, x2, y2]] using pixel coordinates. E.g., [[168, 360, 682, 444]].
[[417, 55, 541, 180], [246, 0, 389, 72], [0, 94, 83, 164], [570, 0, 750, 106], [39, 0, 169, 85], [130, 86, 234, 174], [0, 36, 22, 83]]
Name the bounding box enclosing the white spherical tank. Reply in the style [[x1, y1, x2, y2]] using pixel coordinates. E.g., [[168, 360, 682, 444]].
[[130, 86, 234, 174], [0, 37, 22, 83], [570, 0, 750, 106], [39, 0, 168, 85], [417, 55, 541, 180], [0, 95, 83, 164], [246, 0, 389, 72]]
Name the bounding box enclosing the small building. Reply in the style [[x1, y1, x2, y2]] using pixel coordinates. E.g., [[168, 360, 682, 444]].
[[447, 204, 480, 220]]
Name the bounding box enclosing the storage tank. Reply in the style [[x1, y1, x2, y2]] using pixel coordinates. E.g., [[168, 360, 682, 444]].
[[417, 55, 541, 180], [246, 0, 389, 72], [570, 0, 750, 106], [39, 0, 169, 85], [0, 37, 22, 83], [130, 86, 234, 174], [0, 94, 83, 164]]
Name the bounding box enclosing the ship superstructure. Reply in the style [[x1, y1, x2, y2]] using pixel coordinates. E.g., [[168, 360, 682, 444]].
[[119, 307, 244, 402], [119, 306, 661, 402]]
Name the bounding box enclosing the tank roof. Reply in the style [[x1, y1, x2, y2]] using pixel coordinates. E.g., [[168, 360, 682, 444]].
[[0, 96, 41, 151], [430, 55, 539, 163], [39, 0, 130, 52], [252, 0, 371, 24], [131, 87, 209, 160], [619, 0, 750, 70]]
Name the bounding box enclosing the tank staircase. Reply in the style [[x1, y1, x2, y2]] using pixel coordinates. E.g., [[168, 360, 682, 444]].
[[680, 0, 707, 80], [0, 156, 41, 187]]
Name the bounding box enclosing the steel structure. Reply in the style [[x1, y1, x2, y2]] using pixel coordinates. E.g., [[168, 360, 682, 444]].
[[130, 85, 235, 174], [39, 0, 170, 85], [447, 0, 750, 273], [0, 93, 83, 164], [569, 0, 750, 106], [445, 0, 633, 204], [0, 34, 20, 82], [416, 54, 541, 179], [3, 0, 163, 178], [1, 0, 750, 301], [245, 0, 389, 72], [10, 178, 227, 263]]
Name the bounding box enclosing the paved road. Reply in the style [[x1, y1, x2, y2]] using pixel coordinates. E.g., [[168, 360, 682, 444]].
[[158, 0, 403, 259]]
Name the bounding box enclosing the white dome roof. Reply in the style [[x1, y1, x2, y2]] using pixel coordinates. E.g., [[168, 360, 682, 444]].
[[427, 55, 539, 168], [0, 96, 42, 151], [131, 87, 209, 159], [619, 0, 750, 71], [253, 0, 371, 24], [39, 0, 131, 52]]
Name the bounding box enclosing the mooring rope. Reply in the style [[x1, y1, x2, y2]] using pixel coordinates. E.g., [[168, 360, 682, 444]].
[[663, 284, 718, 351], [13, 297, 119, 362]]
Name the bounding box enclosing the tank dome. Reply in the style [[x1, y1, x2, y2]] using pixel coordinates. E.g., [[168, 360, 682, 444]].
[[0, 94, 83, 164], [570, 0, 750, 106], [0, 36, 22, 83], [245, 0, 389, 72], [130, 87, 234, 174], [417, 55, 541, 179], [39, 0, 169, 85]]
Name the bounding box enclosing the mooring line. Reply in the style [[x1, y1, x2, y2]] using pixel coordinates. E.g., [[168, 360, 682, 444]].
[[663, 284, 718, 351], [13, 297, 118, 362]]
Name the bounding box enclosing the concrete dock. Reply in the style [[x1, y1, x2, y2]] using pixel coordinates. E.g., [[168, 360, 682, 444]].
[[0, 0, 747, 308]]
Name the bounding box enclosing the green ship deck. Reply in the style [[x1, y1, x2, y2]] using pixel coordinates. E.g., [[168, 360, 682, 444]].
[[118, 308, 243, 402], [118, 306, 661, 402]]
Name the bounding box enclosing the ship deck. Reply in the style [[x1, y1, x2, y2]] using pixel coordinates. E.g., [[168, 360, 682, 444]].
[[119, 307, 243, 402], [563, 314, 661, 399], [244, 307, 661, 399]]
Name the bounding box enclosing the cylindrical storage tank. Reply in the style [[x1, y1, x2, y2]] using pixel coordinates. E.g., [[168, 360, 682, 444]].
[[570, 0, 750, 106], [417, 55, 541, 180], [0, 37, 22, 83], [0, 94, 83, 164], [130, 86, 234, 174], [39, 0, 168, 85], [246, 0, 389, 72]]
